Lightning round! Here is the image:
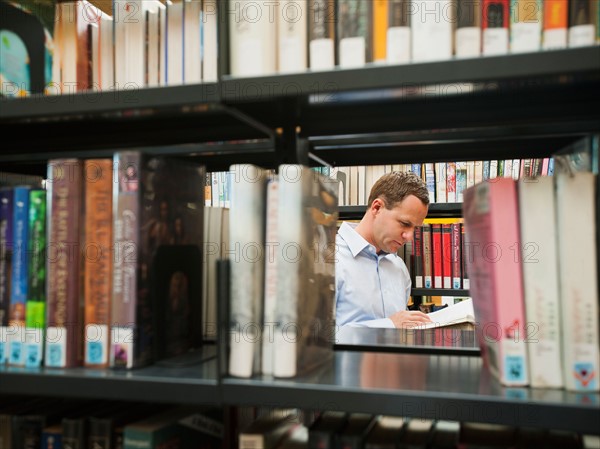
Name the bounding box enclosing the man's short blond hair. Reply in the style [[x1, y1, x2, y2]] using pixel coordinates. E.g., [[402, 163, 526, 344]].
[[367, 171, 430, 209]]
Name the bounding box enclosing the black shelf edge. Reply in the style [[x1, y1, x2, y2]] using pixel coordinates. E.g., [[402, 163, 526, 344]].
[[221, 352, 600, 435], [0, 360, 220, 405], [339, 203, 463, 220], [0, 83, 221, 121], [412, 288, 470, 297], [221, 47, 600, 103]]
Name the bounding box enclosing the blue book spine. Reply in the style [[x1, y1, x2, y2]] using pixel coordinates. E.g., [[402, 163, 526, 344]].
[[8, 186, 30, 365]]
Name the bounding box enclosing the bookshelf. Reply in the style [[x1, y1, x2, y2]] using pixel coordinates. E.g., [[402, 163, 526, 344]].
[[1, 44, 599, 436]]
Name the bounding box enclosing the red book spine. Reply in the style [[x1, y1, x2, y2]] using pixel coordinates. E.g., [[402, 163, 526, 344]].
[[451, 223, 462, 289], [441, 224, 452, 289], [431, 224, 442, 289]]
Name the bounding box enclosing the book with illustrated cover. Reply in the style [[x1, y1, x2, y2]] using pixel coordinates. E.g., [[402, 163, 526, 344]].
[[463, 179, 529, 386], [273, 165, 338, 378], [110, 152, 205, 369]]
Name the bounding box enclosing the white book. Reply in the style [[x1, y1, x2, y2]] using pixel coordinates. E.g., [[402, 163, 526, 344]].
[[202, 0, 219, 82], [166, 2, 184, 85], [518, 177, 563, 388], [411, 0, 454, 63], [228, 164, 268, 378], [229, 0, 277, 77], [510, 0, 542, 53], [184, 0, 202, 84], [99, 15, 114, 90], [435, 162, 447, 203], [261, 178, 279, 375], [569, 24, 596, 47], [277, 0, 307, 73], [556, 172, 600, 391], [308, 0, 335, 70], [273, 166, 337, 378], [387, 26, 411, 64]]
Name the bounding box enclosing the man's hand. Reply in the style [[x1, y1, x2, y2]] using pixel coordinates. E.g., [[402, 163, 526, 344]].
[[389, 310, 432, 329]]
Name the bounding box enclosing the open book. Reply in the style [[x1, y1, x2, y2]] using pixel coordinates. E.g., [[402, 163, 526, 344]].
[[418, 299, 475, 330]]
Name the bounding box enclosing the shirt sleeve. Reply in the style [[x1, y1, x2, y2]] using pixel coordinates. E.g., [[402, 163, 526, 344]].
[[345, 318, 395, 328]]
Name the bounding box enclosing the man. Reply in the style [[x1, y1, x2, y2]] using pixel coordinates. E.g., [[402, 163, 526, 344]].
[[336, 171, 432, 328]]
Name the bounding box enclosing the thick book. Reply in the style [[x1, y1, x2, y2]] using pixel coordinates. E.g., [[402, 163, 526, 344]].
[[556, 171, 599, 392], [518, 176, 564, 388], [110, 152, 205, 369], [417, 298, 475, 330], [228, 164, 268, 378], [463, 179, 529, 386], [83, 159, 113, 368], [387, 0, 411, 64], [307, 0, 336, 70], [482, 0, 510, 55], [45, 160, 83, 368], [24, 189, 46, 368], [273, 165, 338, 378]]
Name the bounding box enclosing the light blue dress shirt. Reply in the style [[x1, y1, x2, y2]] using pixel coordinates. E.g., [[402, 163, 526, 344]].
[[335, 222, 411, 328]]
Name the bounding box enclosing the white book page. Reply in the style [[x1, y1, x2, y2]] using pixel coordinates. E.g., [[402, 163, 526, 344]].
[[418, 299, 475, 329]]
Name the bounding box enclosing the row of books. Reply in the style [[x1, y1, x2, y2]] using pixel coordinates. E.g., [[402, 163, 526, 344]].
[[228, 164, 338, 379], [0, 155, 208, 369], [333, 158, 554, 207], [229, 0, 600, 77], [238, 408, 599, 449], [400, 219, 470, 292], [462, 168, 599, 391], [0, 0, 219, 96], [0, 396, 223, 449]]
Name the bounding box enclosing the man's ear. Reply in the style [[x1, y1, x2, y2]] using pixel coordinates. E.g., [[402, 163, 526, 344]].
[[371, 198, 384, 213]]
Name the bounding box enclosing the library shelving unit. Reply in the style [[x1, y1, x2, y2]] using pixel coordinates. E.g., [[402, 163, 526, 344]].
[[1, 46, 600, 436]]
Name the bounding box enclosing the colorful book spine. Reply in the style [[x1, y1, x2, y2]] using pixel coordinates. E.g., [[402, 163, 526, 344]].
[[451, 223, 462, 289], [543, 0, 568, 49], [25, 189, 46, 368], [441, 224, 452, 289], [45, 160, 83, 368], [422, 224, 432, 289], [0, 188, 13, 363], [84, 159, 113, 368], [431, 224, 443, 289], [8, 185, 31, 366], [510, 0, 542, 53]]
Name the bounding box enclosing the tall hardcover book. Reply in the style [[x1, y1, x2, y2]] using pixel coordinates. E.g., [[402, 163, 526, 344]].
[[337, 0, 373, 68], [455, 0, 481, 58], [372, 0, 388, 63], [411, 0, 454, 62], [110, 152, 205, 369], [556, 171, 599, 392], [308, 0, 336, 70], [387, 0, 411, 64], [542, 0, 568, 49], [8, 185, 31, 366], [24, 189, 46, 368], [228, 164, 268, 378], [278, 0, 308, 73], [273, 165, 338, 378], [518, 177, 563, 388], [568, 0, 596, 47], [510, 0, 542, 53], [0, 188, 13, 363], [83, 159, 113, 368], [229, 0, 277, 77], [45, 160, 83, 368], [463, 179, 529, 386], [482, 0, 510, 55]]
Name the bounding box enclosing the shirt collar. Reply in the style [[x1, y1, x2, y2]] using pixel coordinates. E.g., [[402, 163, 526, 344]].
[[338, 221, 378, 258]]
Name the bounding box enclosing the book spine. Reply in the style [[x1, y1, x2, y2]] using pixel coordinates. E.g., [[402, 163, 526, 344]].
[[412, 226, 423, 288], [542, 0, 568, 49], [482, 0, 509, 55], [510, 0, 542, 53], [24, 190, 46, 368], [569, 0, 596, 47], [111, 152, 141, 369], [372, 0, 388, 62], [8, 186, 31, 366], [308, 0, 336, 70], [451, 223, 462, 289], [0, 188, 13, 363], [422, 225, 432, 289], [460, 223, 469, 290], [45, 159, 83, 368], [441, 224, 452, 289], [278, 0, 308, 73], [431, 224, 443, 289], [387, 0, 411, 64], [337, 0, 372, 68], [84, 159, 113, 368], [455, 0, 482, 58]]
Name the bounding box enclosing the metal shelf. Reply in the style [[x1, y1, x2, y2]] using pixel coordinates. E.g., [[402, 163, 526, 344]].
[[222, 352, 600, 435], [339, 203, 463, 221], [412, 288, 470, 297]]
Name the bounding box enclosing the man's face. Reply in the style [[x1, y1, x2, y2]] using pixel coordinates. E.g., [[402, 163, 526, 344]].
[[372, 194, 428, 254]]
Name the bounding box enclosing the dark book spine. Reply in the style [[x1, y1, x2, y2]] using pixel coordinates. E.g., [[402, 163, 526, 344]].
[[110, 152, 141, 369], [389, 0, 410, 27], [0, 188, 13, 363], [45, 159, 83, 368]]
